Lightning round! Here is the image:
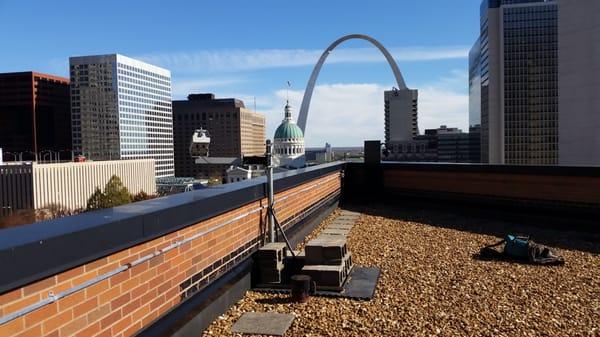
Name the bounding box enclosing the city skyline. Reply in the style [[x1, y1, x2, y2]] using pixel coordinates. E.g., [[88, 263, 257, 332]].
[[1, 2, 599, 337], [0, 0, 482, 146]]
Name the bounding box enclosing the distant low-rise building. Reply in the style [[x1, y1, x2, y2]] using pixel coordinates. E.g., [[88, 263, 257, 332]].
[[0, 159, 155, 215], [383, 136, 437, 162], [383, 125, 480, 163], [226, 164, 265, 183], [306, 143, 334, 164]]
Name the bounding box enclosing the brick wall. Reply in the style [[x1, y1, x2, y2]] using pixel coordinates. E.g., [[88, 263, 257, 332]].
[[0, 172, 341, 337], [383, 170, 600, 206]]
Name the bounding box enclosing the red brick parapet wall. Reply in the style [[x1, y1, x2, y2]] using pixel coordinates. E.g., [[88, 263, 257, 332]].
[[0, 172, 341, 337]]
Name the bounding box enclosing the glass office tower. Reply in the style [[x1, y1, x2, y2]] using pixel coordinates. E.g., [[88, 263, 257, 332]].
[[70, 54, 174, 177], [476, 0, 558, 164]]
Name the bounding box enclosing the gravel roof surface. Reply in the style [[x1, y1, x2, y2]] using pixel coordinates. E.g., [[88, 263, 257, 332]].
[[203, 206, 600, 337]]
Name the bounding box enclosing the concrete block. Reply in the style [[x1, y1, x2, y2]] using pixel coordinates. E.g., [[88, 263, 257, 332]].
[[255, 258, 284, 270], [343, 252, 353, 277], [257, 267, 283, 283], [257, 242, 287, 262], [301, 264, 345, 287], [305, 237, 347, 265]]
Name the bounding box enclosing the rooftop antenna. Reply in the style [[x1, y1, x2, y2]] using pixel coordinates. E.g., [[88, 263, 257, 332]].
[[286, 80, 291, 103]]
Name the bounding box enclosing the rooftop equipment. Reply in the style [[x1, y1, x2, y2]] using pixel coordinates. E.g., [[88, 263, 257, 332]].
[[189, 128, 211, 158]]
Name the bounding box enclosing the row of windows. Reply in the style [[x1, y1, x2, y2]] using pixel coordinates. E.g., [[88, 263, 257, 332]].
[[117, 68, 170, 87], [505, 114, 557, 121], [506, 146, 557, 154], [117, 75, 170, 93], [505, 133, 558, 141], [71, 63, 110, 69], [120, 136, 173, 143], [120, 130, 172, 139], [120, 100, 171, 113], [120, 123, 172, 131], [505, 94, 557, 101], [504, 4, 557, 14], [118, 94, 170, 108], [389, 143, 428, 154], [274, 147, 304, 155], [72, 111, 118, 119], [505, 131, 558, 139], [118, 107, 172, 120], [120, 147, 174, 153], [121, 138, 173, 145], [504, 34, 556, 45], [118, 80, 170, 98], [506, 151, 557, 157], [504, 29, 556, 41], [174, 112, 238, 122], [504, 66, 557, 76], [120, 121, 172, 131], [118, 87, 171, 103], [121, 152, 174, 158], [117, 62, 170, 82], [505, 90, 558, 99]]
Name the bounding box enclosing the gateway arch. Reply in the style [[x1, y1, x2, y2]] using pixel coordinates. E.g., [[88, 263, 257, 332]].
[[297, 34, 409, 133]]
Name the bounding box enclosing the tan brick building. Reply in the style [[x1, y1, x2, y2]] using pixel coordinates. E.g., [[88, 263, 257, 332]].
[[0, 159, 155, 214]]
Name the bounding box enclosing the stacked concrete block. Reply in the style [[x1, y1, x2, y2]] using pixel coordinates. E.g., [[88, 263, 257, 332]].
[[256, 242, 287, 284], [301, 236, 353, 288], [305, 237, 347, 265]]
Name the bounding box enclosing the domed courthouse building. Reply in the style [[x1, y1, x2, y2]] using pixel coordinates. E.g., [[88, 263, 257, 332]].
[[273, 102, 306, 169]]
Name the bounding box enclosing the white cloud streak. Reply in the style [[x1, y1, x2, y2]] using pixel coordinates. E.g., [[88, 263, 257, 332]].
[[138, 46, 469, 73], [171, 78, 245, 98]]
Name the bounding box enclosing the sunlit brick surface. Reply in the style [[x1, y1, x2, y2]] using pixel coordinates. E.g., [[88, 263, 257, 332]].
[[0, 172, 341, 337]]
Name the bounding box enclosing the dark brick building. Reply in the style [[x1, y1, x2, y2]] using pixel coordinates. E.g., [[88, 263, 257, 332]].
[[172, 94, 265, 179], [0, 72, 70, 160]]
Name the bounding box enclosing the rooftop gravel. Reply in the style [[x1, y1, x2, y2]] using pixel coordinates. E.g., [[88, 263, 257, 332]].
[[203, 205, 600, 337]]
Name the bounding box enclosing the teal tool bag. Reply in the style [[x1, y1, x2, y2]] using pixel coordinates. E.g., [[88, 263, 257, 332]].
[[503, 235, 530, 259]]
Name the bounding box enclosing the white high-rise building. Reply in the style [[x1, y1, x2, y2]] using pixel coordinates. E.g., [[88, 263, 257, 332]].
[[70, 54, 174, 177], [384, 88, 418, 145]]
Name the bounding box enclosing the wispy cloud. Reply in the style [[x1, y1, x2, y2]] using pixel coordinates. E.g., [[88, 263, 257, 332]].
[[171, 78, 246, 98], [137, 46, 469, 73]]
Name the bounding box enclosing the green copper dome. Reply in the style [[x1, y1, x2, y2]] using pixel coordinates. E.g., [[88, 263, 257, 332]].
[[274, 102, 304, 140], [274, 121, 304, 140]]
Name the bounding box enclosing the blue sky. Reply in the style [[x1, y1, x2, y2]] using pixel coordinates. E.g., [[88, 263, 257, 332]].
[[0, 0, 482, 146]]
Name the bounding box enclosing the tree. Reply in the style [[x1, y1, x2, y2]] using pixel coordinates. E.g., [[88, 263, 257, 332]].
[[86, 175, 132, 211], [102, 175, 131, 208], [86, 187, 107, 211], [131, 190, 155, 202]]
